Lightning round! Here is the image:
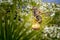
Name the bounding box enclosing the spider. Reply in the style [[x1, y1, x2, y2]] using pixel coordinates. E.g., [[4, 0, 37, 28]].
[[32, 6, 42, 23]]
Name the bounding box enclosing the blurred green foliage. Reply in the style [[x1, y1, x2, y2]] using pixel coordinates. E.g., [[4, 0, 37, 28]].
[[0, 0, 60, 40]]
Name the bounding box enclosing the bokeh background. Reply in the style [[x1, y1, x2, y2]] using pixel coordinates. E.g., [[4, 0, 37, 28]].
[[0, 0, 60, 40]]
